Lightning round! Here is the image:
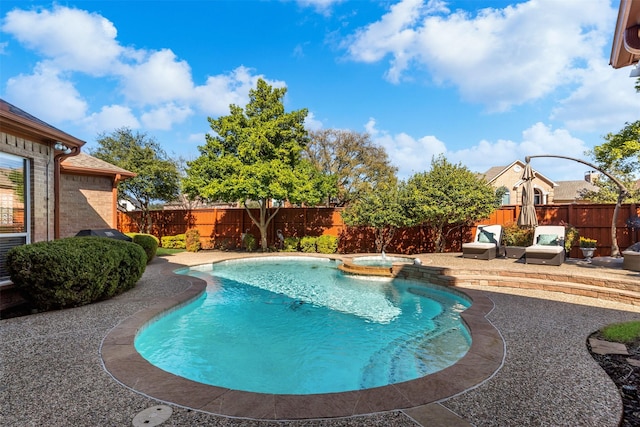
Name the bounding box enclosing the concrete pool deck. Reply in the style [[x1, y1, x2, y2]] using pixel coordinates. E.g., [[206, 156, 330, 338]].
[[2, 251, 640, 426]]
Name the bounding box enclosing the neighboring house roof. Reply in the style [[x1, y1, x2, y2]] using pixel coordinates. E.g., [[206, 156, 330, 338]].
[[554, 180, 599, 201], [482, 160, 557, 188], [61, 152, 136, 178], [610, 0, 640, 69], [0, 98, 85, 148]]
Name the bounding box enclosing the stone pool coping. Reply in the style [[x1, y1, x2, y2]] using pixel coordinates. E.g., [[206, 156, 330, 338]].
[[101, 254, 504, 420]]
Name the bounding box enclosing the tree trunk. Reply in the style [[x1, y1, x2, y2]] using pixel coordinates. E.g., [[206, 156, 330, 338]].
[[244, 199, 280, 252]]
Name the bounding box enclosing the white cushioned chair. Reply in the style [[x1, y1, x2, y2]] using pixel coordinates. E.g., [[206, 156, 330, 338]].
[[462, 224, 502, 260], [525, 225, 565, 266]]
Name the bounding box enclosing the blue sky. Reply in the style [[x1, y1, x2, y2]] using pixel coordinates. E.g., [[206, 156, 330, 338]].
[[1, 0, 638, 181]]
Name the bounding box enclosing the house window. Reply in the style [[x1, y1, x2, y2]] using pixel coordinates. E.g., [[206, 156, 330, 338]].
[[498, 186, 510, 205], [534, 188, 543, 205], [0, 152, 29, 282]]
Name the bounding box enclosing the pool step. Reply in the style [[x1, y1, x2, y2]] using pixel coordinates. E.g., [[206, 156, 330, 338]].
[[338, 262, 394, 277]]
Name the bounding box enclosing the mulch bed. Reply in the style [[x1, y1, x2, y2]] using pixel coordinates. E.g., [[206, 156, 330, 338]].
[[588, 332, 640, 427]]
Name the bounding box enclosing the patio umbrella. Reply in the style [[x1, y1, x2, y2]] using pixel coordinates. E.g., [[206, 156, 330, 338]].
[[517, 161, 538, 228]]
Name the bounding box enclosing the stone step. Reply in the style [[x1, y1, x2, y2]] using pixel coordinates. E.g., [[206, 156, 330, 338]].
[[451, 273, 640, 306]]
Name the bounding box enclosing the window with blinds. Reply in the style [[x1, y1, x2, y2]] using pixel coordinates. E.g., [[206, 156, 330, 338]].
[[0, 153, 29, 282]]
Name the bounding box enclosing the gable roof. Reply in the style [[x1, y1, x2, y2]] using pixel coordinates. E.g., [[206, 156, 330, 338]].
[[481, 160, 557, 187], [0, 98, 85, 148], [554, 180, 599, 201], [61, 152, 136, 178]]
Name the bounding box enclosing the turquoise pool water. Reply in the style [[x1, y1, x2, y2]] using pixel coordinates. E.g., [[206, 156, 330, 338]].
[[134, 257, 471, 395]]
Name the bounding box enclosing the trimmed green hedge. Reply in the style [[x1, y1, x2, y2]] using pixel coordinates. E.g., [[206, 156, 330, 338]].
[[316, 235, 338, 254], [300, 236, 318, 253], [126, 233, 159, 263], [161, 234, 186, 249], [185, 229, 201, 252], [7, 237, 147, 311], [282, 236, 300, 252]]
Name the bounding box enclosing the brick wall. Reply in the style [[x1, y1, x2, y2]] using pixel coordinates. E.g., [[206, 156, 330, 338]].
[[59, 173, 114, 237], [0, 132, 54, 242], [492, 165, 555, 204]]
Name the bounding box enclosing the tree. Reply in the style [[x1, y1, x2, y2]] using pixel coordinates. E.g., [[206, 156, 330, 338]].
[[403, 155, 501, 252], [589, 120, 640, 178], [341, 179, 411, 253], [304, 129, 397, 206], [183, 78, 328, 251], [580, 173, 640, 203], [91, 128, 180, 234]]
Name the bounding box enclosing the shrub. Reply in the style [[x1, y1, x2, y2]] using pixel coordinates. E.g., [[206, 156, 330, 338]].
[[502, 223, 534, 247], [185, 229, 201, 252], [7, 237, 146, 311], [161, 234, 186, 249], [126, 233, 159, 263], [300, 236, 318, 253], [316, 235, 338, 254], [214, 237, 236, 251], [282, 236, 300, 252], [243, 233, 257, 252]]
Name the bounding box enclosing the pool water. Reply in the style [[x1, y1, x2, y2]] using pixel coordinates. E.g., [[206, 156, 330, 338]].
[[135, 257, 471, 395]]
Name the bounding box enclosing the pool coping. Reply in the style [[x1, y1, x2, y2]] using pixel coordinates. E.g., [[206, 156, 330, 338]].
[[100, 255, 505, 421]]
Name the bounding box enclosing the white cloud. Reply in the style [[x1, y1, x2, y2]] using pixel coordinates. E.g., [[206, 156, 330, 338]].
[[295, 0, 344, 15], [365, 117, 446, 179], [5, 63, 87, 122], [449, 122, 591, 180], [304, 111, 324, 131], [551, 61, 640, 132], [1, 6, 124, 76], [366, 118, 591, 181], [121, 49, 194, 105], [84, 105, 140, 134], [193, 66, 286, 116], [141, 103, 193, 130], [344, 0, 615, 112]]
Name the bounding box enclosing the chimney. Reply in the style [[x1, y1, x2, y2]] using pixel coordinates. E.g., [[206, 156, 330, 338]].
[[584, 171, 599, 184]]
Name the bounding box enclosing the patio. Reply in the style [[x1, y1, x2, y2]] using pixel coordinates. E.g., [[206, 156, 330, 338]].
[[1, 251, 639, 426]]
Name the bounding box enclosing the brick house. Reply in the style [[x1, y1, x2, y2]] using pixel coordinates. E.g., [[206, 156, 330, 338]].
[[481, 160, 556, 205], [0, 99, 134, 286]]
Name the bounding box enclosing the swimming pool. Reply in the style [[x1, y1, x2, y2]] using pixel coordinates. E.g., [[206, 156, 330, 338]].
[[134, 257, 471, 395]]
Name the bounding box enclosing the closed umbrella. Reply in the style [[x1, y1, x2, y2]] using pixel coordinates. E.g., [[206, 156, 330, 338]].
[[517, 161, 538, 228]]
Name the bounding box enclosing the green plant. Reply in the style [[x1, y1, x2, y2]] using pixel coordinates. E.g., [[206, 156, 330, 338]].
[[214, 237, 236, 251], [282, 236, 300, 252], [300, 236, 318, 253], [601, 321, 640, 344], [316, 235, 338, 254], [6, 237, 146, 311], [502, 223, 534, 247], [126, 233, 159, 263], [580, 237, 597, 248], [161, 234, 186, 249], [185, 229, 201, 252], [243, 233, 257, 251]]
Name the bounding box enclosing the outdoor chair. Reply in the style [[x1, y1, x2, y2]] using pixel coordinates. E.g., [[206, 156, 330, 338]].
[[462, 225, 502, 260], [525, 225, 565, 266], [622, 243, 640, 272]]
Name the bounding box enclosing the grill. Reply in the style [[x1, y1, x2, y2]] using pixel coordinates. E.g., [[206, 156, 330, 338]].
[[75, 229, 132, 242]]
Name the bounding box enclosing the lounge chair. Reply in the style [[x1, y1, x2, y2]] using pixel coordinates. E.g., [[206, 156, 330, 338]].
[[525, 225, 565, 266], [462, 225, 502, 260]]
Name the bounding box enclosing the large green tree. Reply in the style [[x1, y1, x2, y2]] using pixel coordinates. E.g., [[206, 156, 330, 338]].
[[91, 128, 180, 233], [403, 155, 501, 252], [341, 179, 411, 253], [304, 129, 397, 206], [183, 78, 327, 251]]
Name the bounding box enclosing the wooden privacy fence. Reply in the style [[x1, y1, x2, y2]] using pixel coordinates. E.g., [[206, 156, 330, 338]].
[[118, 203, 640, 256]]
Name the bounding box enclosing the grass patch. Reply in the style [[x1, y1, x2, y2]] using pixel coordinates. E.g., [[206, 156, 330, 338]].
[[601, 321, 640, 343], [156, 247, 185, 257]]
